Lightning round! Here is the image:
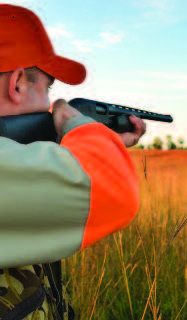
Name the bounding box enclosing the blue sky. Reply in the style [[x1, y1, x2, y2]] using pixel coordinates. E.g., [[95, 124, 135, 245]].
[[4, 0, 187, 148]]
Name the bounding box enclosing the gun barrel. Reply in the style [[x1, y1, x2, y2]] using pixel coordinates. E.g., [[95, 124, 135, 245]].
[[95, 103, 173, 123]]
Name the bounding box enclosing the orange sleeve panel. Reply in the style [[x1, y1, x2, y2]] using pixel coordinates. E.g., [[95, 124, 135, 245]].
[[61, 122, 140, 250]]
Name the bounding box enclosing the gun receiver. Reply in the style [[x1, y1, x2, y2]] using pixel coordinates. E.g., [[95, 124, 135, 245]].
[[0, 98, 173, 144]]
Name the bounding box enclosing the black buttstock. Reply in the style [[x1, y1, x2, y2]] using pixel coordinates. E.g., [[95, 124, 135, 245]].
[[0, 112, 57, 144]]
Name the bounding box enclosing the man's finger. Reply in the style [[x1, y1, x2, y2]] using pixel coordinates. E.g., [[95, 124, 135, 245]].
[[52, 99, 67, 113], [130, 116, 146, 135]]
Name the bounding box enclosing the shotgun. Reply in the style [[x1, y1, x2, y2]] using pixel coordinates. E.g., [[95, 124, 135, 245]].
[[0, 98, 173, 144]]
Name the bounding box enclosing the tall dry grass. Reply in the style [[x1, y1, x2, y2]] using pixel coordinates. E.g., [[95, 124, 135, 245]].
[[61, 150, 187, 320]]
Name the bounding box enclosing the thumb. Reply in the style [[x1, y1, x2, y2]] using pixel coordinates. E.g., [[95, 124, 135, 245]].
[[52, 99, 68, 113]]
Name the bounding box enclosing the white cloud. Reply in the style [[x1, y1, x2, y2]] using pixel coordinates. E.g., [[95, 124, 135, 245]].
[[45, 21, 125, 53], [134, 0, 172, 10], [71, 40, 92, 53], [142, 71, 187, 81], [133, 0, 177, 25], [150, 0, 169, 10], [71, 31, 124, 53], [72, 32, 124, 53], [46, 24, 73, 39], [99, 32, 124, 44]]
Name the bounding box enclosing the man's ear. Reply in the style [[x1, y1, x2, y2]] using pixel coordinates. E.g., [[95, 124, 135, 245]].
[[9, 68, 27, 104]]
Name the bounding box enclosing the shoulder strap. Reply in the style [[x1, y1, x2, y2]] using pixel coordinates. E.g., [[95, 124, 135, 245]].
[[33, 262, 64, 319], [42, 262, 75, 320], [42, 262, 64, 319]]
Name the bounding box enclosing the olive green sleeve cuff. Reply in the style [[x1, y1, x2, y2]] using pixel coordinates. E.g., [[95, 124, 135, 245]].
[[61, 115, 97, 137]]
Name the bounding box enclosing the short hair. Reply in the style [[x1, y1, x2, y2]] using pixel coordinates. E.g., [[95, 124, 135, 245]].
[[24, 66, 39, 83], [0, 66, 55, 85]]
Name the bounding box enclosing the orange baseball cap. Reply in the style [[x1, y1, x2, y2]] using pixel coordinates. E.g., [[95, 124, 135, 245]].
[[0, 4, 86, 85]]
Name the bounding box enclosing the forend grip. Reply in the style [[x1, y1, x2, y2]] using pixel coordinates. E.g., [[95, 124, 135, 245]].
[[69, 98, 135, 133]]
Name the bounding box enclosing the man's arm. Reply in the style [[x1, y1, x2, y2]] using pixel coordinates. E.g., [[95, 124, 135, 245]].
[[0, 105, 141, 268]]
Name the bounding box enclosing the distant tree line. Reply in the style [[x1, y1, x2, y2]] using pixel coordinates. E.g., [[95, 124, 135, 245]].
[[132, 136, 187, 150]]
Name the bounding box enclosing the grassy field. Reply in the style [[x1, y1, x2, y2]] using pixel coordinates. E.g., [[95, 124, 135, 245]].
[[61, 150, 187, 320]]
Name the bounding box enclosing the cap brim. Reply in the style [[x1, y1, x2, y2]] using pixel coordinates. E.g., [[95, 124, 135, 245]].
[[37, 55, 86, 85]]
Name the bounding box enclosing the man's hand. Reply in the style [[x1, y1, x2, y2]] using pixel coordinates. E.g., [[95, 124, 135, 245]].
[[52, 99, 146, 147], [119, 115, 146, 148], [52, 99, 82, 143]]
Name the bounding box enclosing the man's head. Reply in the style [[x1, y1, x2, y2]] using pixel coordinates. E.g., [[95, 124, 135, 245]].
[[0, 66, 55, 115], [0, 4, 86, 115]]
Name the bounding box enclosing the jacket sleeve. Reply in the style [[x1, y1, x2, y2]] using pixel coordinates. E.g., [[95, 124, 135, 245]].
[[0, 115, 139, 268]]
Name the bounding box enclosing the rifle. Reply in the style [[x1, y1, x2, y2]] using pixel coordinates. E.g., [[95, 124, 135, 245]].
[[0, 98, 173, 144]]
